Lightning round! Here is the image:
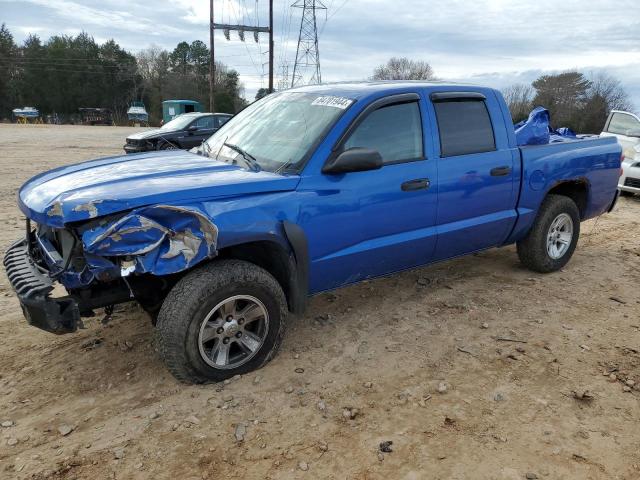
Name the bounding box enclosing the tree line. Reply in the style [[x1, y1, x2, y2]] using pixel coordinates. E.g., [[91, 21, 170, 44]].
[[502, 72, 633, 133], [0, 24, 246, 125], [0, 28, 633, 133], [372, 57, 634, 134]]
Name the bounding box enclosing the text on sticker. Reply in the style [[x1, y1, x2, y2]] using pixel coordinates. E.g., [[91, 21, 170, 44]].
[[311, 96, 353, 109]]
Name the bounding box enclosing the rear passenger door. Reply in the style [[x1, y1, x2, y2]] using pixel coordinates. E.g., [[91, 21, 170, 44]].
[[429, 92, 518, 260]]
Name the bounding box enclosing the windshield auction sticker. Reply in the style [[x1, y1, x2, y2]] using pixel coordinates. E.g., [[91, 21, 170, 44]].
[[311, 96, 353, 109]]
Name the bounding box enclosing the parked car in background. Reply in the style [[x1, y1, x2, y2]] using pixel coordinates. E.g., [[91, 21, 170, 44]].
[[6, 82, 621, 383], [618, 145, 640, 196], [601, 110, 640, 155], [124, 112, 232, 153], [601, 110, 640, 196]]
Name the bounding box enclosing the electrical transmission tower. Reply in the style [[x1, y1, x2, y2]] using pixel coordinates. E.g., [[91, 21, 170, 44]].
[[277, 63, 290, 91], [290, 0, 326, 88]]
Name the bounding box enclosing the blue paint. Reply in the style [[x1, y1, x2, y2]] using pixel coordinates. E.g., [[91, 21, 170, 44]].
[[16, 82, 622, 294], [529, 170, 546, 191], [82, 204, 219, 276], [514, 106, 581, 146], [18, 150, 300, 227]]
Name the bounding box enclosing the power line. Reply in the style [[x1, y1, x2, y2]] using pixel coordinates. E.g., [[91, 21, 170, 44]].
[[2, 60, 261, 68], [0, 63, 267, 78], [326, 0, 348, 23], [291, 0, 326, 88], [277, 1, 295, 87]]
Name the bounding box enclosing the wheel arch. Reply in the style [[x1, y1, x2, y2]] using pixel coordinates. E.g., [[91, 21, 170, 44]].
[[545, 178, 589, 219], [215, 222, 308, 315]]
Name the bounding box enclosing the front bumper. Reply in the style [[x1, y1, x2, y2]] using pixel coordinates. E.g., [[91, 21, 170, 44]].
[[3, 239, 80, 334], [124, 143, 150, 154], [618, 160, 640, 194]]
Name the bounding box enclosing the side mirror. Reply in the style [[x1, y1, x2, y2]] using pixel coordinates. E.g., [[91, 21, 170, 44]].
[[322, 147, 383, 174], [625, 128, 640, 138], [187, 125, 198, 132]]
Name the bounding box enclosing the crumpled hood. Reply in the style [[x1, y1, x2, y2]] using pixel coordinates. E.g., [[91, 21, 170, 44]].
[[126, 128, 167, 140], [19, 150, 300, 227]]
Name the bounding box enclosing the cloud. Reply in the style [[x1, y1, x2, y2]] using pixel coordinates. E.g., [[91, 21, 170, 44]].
[[1, 0, 638, 109], [2, 0, 185, 36]]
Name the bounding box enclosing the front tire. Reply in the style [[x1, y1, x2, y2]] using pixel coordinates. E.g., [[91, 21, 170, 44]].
[[517, 194, 580, 273], [619, 190, 634, 197], [156, 260, 287, 383], [158, 141, 178, 150]]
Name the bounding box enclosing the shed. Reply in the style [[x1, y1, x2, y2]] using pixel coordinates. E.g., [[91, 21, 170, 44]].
[[162, 100, 204, 124]]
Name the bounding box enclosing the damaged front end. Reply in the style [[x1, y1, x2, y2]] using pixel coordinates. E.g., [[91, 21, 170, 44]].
[[4, 205, 219, 334], [80, 204, 218, 278]]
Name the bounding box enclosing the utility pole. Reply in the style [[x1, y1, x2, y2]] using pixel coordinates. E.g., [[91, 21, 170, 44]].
[[211, 1, 275, 100], [291, 0, 326, 88], [209, 0, 215, 112], [269, 0, 274, 92]]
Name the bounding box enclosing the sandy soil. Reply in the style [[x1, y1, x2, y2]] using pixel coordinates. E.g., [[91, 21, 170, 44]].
[[0, 124, 638, 480]]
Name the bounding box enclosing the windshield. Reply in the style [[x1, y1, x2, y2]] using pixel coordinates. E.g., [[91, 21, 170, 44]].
[[204, 92, 353, 173], [161, 115, 194, 130]]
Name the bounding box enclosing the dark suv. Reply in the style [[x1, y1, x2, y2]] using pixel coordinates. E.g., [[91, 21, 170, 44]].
[[124, 112, 232, 153]]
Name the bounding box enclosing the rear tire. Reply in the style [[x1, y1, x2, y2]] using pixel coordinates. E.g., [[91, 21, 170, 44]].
[[517, 194, 580, 273], [155, 260, 287, 383]]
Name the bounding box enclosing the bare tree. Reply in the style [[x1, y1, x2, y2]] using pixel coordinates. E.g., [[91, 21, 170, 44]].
[[525, 70, 633, 133], [502, 83, 534, 123], [578, 72, 634, 133], [587, 71, 633, 111], [372, 57, 436, 81]]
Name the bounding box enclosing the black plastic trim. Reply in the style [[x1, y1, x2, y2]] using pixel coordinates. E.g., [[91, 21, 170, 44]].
[[490, 166, 512, 177], [3, 238, 80, 334], [430, 91, 487, 102], [401, 178, 431, 191], [608, 189, 620, 213], [282, 221, 309, 314]]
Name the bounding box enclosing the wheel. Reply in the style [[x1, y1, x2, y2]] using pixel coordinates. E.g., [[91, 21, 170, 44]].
[[155, 260, 287, 383], [158, 141, 178, 150], [516, 194, 580, 273], [619, 190, 634, 197]]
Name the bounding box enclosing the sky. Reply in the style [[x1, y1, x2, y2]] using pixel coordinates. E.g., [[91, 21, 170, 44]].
[[1, 0, 639, 111]]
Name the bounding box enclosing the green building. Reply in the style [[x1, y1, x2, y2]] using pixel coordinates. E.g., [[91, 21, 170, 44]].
[[162, 100, 204, 124]]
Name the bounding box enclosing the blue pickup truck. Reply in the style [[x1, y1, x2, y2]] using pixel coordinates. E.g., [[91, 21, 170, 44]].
[[4, 82, 621, 383]]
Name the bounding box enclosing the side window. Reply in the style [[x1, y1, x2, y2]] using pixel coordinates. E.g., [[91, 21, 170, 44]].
[[607, 113, 640, 135], [217, 116, 231, 127], [343, 101, 423, 164], [433, 99, 496, 157], [193, 116, 215, 129]]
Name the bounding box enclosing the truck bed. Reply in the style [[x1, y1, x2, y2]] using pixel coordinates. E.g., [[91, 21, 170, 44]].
[[506, 135, 621, 244]]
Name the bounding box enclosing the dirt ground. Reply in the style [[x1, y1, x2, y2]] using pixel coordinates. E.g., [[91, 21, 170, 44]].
[[0, 124, 638, 480]]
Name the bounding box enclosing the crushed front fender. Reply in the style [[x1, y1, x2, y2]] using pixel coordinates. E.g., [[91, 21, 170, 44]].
[[82, 204, 219, 276]]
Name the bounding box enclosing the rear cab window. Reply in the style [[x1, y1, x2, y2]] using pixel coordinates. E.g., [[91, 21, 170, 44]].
[[431, 92, 496, 157], [606, 112, 640, 135]]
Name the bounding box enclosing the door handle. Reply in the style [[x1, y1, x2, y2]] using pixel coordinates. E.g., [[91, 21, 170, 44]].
[[401, 178, 431, 191], [490, 166, 511, 176]]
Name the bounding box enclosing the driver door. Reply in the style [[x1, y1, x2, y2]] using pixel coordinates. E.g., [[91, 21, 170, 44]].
[[184, 116, 216, 148], [298, 93, 439, 293]]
